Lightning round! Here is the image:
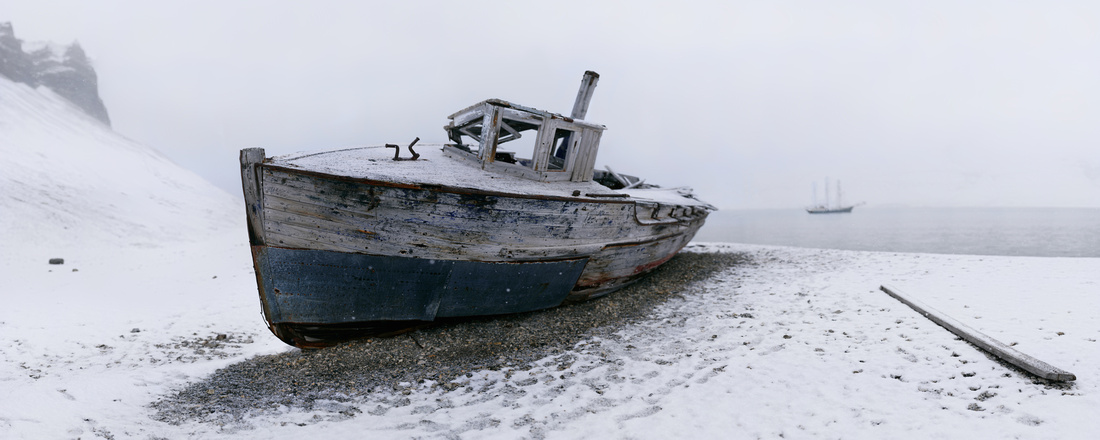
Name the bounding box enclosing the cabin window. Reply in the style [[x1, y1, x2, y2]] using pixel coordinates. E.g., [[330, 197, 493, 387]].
[[548, 128, 579, 171], [444, 101, 604, 181], [449, 118, 485, 156], [494, 116, 541, 169]]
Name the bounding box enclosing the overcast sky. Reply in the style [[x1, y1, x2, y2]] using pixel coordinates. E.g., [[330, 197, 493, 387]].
[[3, 0, 1098, 209]]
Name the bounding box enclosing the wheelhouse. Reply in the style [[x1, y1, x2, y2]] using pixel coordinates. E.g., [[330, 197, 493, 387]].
[[442, 99, 606, 183]]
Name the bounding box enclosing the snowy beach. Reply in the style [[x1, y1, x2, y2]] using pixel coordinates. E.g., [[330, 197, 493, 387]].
[[2, 237, 1097, 439], [2, 31, 1098, 439]]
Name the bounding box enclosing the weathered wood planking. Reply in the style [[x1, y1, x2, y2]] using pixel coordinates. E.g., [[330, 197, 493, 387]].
[[570, 71, 600, 120], [263, 164, 687, 229], [260, 166, 706, 263], [239, 148, 267, 245], [571, 226, 700, 298], [257, 164, 708, 302], [262, 185, 691, 252]]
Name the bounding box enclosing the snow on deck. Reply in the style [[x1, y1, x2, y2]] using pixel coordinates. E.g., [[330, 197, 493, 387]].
[[2, 240, 1097, 439], [269, 145, 712, 207], [271, 145, 613, 198]]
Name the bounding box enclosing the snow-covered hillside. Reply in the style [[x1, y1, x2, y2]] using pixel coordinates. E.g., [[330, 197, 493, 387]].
[[0, 75, 239, 253], [0, 72, 288, 438]]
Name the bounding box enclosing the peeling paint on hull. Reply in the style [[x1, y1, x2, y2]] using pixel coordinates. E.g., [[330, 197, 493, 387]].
[[254, 244, 587, 323]]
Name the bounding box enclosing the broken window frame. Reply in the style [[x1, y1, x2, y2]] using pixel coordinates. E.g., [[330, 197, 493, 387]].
[[443, 99, 605, 183]]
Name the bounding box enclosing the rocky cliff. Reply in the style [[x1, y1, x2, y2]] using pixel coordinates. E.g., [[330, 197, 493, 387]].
[[0, 21, 111, 126]]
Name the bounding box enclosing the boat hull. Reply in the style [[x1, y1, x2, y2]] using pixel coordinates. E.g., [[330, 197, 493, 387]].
[[244, 162, 709, 347], [806, 206, 855, 214], [253, 246, 589, 322]]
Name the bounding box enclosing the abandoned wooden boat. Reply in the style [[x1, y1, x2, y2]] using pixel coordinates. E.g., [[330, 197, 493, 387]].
[[240, 71, 715, 348]]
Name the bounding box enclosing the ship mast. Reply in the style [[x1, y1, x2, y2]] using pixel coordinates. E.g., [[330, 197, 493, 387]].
[[837, 180, 843, 208]]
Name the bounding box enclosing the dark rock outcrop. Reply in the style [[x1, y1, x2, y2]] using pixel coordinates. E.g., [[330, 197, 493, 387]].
[[0, 22, 36, 84], [0, 22, 111, 126]]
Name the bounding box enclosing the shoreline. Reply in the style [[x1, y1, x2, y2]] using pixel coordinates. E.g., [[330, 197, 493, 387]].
[[694, 207, 1100, 258]]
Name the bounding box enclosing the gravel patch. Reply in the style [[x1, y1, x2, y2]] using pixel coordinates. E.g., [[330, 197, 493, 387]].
[[150, 250, 749, 426]]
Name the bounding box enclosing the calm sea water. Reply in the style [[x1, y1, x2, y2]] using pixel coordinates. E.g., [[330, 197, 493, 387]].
[[693, 207, 1100, 257]]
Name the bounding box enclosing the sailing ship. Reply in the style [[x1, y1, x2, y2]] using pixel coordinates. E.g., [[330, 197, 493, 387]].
[[806, 178, 861, 214], [239, 71, 715, 347]]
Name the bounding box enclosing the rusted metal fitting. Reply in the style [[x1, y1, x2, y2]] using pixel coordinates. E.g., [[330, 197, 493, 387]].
[[386, 137, 421, 160]]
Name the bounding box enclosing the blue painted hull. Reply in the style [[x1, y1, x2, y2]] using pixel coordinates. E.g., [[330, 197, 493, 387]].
[[252, 246, 589, 346]]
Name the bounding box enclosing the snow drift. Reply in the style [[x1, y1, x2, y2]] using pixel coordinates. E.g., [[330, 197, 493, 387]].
[[0, 74, 239, 253]]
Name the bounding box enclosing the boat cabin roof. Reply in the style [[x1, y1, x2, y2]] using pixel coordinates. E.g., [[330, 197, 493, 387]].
[[443, 99, 607, 183]]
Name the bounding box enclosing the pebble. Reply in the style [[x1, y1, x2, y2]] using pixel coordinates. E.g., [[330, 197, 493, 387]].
[[151, 251, 749, 425]]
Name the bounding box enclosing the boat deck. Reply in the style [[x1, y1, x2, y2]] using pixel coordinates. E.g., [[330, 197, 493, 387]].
[[267, 144, 713, 208]]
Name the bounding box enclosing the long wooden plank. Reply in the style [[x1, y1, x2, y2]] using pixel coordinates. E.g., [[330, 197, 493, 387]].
[[879, 284, 1076, 382]]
